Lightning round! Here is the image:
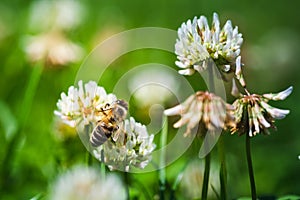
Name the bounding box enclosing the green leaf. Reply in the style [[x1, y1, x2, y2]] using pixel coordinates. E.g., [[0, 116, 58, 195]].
[[28, 193, 43, 200], [0, 100, 18, 141], [236, 198, 252, 200], [278, 195, 300, 200]]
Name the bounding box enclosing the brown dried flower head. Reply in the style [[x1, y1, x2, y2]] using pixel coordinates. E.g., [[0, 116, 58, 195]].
[[231, 86, 292, 137], [164, 91, 235, 136]]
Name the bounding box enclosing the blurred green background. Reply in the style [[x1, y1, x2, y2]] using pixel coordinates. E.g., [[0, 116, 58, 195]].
[[0, 0, 299, 199]]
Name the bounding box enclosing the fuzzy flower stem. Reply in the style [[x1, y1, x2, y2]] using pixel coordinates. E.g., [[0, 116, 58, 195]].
[[208, 64, 215, 92], [100, 150, 106, 180], [1, 62, 43, 189], [159, 115, 168, 200], [246, 135, 257, 200]]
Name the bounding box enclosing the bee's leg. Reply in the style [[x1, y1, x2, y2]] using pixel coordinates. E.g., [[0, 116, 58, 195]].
[[104, 103, 110, 109]]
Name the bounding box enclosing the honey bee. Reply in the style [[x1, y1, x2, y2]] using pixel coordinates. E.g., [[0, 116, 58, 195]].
[[90, 100, 128, 147]]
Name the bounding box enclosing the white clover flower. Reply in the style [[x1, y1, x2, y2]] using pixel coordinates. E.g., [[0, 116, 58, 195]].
[[50, 166, 126, 200], [93, 117, 156, 171], [175, 12, 243, 75], [55, 80, 117, 127], [23, 31, 83, 66], [164, 91, 235, 136], [232, 86, 293, 137], [29, 0, 84, 32], [55, 82, 156, 171]]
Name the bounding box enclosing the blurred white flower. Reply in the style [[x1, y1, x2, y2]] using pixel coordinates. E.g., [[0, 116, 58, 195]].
[[29, 0, 84, 32], [247, 29, 300, 71], [175, 12, 243, 75], [232, 86, 293, 137], [23, 31, 83, 66], [180, 160, 219, 199], [54, 80, 117, 127], [0, 19, 10, 42], [164, 91, 235, 136], [50, 166, 126, 200], [94, 117, 156, 171], [128, 67, 177, 107]]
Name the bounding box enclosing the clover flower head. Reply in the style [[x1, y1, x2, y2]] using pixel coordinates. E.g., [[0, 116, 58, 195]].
[[93, 117, 156, 172], [54, 80, 117, 127], [175, 12, 243, 75], [164, 91, 235, 136], [50, 166, 126, 200], [23, 31, 83, 66], [232, 86, 293, 137]]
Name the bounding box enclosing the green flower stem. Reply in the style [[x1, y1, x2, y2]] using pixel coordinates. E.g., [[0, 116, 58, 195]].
[[201, 62, 215, 200], [208, 61, 216, 92], [218, 136, 227, 200], [246, 134, 257, 200], [159, 115, 168, 200], [124, 172, 130, 200], [100, 150, 106, 179], [1, 62, 43, 189], [85, 150, 93, 166], [209, 62, 228, 199], [84, 124, 94, 166], [201, 152, 211, 200]]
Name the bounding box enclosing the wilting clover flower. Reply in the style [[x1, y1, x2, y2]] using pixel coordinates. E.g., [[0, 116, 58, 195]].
[[94, 117, 156, 172], [54, 80, 117, 127], [50, 166, 126, 200], [175, 12, 243, 75], [164, 91, 235, 136], [231, 86, 293, 137]]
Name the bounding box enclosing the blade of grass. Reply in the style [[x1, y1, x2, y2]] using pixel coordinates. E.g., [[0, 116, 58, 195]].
[[1, 62, 43, 190]]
